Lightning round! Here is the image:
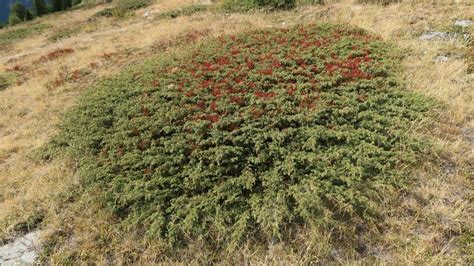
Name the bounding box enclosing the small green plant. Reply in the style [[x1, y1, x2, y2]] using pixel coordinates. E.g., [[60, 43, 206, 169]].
[[157, 4, 209, 20], [255, 0, 295, 9], [296, 0, 324, 5], [93, 7, 115, 17], [8, 14, 23, 26], [0, 75, 11, 91], [356, 0, 401, 5], [48, 26, 82, 42], [221, 0, 255, 11], [222, 0, 295, 11], [115, 0, 150, 11], [0, 72, 20, 91], [72, 0, 82, 6], [94, 0, 151, 17]]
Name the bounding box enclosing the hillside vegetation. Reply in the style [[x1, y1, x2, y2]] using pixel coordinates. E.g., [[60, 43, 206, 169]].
[[0, 0, 472, 264], [52, 24, 432, 260]]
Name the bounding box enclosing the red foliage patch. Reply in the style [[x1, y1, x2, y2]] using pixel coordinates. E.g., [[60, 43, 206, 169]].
[[148, 25, 380, 127], [34, 48, 75, 64]]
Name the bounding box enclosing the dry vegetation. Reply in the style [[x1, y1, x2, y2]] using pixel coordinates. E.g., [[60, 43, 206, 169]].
[[0, 0, 472, 263]]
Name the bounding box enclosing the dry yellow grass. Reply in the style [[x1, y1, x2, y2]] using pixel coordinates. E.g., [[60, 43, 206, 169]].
[[0, 0, 472, 263]]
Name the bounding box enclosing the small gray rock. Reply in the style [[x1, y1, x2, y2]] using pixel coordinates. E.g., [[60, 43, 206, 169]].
[[0, 231, 41, 265], [419, 31, 470, 42], [419, 31, 451, 41], [434, 55, 449, 62], [454, 19, 473, 28]]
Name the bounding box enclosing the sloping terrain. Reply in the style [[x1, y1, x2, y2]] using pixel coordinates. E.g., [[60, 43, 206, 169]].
[[52, 23, 433, 261], [0, 0, 472, 263]]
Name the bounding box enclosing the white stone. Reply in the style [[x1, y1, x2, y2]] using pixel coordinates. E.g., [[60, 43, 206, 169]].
[[434, 55, 449, 62], [0, 231, 41, 265], [454, 19, 472, 27], [419, 31, 469, 42]]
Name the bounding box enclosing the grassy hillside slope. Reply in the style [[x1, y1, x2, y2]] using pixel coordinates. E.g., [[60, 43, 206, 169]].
[[0, 0, 472, 263]]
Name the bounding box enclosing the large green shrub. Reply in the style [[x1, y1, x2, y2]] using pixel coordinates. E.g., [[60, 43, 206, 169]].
[[52, 24, 432, 257]]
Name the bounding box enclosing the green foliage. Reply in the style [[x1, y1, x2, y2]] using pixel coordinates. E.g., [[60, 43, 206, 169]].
[[222, 0, 295, 11], [53, 24, 433, 256], [8, 14, 22, 26], [221, 0, 256, 11], [48, 26, 82, 42], [72, 0, 82, 6], [9, 2, 33, 25], [0, 72, 21, 91], [93, 7, 113, 17], [157, 4, 209, 20], [61, 0, 73, 10], [94, 0, 151, 17], [0, 75, 12, 91], [0, 23, 50, 45], [356, 0, 401, 5], [296, 0, 324, 5], [53, 0, 63, 11], [34, 0, 49, 16], [114, 0, 150, 10], [255, 0, 295, 9]]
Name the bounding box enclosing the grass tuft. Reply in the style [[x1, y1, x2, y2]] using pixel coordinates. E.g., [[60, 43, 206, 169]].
[[0, 72, 21, 91], [48, 27, 83, 42]]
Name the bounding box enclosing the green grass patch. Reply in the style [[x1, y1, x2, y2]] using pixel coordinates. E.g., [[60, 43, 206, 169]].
[[0, 23, 50, 46], [48, 26, 82, 43], [0, 72, 20, 91], [0, 76, 11, 91], [356, 0, 401, 5], [94, 0, 151, 18], [51, 23, 433, 259], [221, 0, 296, 12], [156, 4, 209, 20]]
